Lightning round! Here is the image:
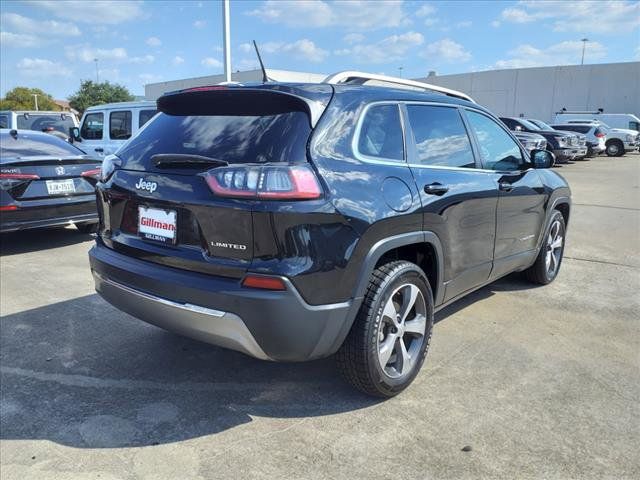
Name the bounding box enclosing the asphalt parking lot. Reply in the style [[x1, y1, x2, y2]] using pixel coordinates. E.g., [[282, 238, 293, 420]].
[[1, 153, 638, 480]]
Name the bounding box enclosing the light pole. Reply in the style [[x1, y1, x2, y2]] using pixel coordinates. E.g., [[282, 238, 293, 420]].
[[94, 58, 99, 83], [32, 94, 39, 111], [398, 66, 403, 78], [580, 38, 588, 65], [222, 0, 231, 83]]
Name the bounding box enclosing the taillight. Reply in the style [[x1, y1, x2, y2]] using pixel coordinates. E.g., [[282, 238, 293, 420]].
[[81, 168, 102, 178], [0, 173, 39, 190], [595, 132, 605, 138], [202, 165, 322, 200]]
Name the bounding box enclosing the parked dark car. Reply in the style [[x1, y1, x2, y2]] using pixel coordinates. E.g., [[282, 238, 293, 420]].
[[527, 118, 588, 159], [89, 73, 570, 397], [0, 129, 101, 233], [500, 117, 586, 163]]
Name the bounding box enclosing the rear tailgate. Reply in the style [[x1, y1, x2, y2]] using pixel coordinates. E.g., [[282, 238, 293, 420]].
[[99, 85, 333, 279]]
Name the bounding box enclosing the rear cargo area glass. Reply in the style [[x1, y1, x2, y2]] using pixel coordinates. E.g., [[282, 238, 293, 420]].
[[116, 112, 311, 172]]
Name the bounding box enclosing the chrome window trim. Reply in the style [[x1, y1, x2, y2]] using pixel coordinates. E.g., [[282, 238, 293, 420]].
[[352, 101, 407, 164]]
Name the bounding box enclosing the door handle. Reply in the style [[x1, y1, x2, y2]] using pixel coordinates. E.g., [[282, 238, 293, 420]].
[[94, 148, 104, 152], [424, 182, 449, 196], [498, 181, 514, 192]]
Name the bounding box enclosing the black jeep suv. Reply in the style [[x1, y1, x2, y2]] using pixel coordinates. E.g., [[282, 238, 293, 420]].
[[89, 73, 570, 397]]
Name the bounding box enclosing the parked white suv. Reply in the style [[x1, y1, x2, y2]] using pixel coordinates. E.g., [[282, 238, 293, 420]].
[[70, 101, 157, 157], [554, 111, 640, 133], [0, 110, 79, 139]]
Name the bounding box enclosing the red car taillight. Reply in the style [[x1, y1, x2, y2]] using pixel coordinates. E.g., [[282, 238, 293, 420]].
[[0, 173, 39, 190], [81, 168, 102, 178], [201, 165, 322, 200]]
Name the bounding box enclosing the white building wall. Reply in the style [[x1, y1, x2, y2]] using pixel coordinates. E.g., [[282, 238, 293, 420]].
[[416, 62, 640, 122]]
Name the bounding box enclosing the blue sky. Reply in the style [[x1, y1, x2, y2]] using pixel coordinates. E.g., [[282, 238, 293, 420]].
[[1, 0, 639, 100]]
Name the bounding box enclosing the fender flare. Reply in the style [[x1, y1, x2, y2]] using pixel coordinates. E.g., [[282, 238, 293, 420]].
[[326, 231, 445, 356], [535, 196, 570, 251]]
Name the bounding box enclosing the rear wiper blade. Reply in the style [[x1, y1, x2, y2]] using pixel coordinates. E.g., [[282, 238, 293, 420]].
[[152, 154, 228, 169]]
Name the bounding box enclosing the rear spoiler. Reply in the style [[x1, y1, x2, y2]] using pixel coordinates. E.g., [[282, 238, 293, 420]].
[[157, 86, 329, 127]]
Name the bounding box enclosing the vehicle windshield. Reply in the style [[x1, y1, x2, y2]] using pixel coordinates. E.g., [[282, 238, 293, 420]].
[[531, 119, 554, 130], [0, 131, 85, 158], [16, 113, 76, 135], [519, 119, 542, 130]]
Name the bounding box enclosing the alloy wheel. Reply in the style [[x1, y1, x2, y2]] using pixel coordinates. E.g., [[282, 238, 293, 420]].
[[377, 283, 427, 378], [545, 220, 564, 278]]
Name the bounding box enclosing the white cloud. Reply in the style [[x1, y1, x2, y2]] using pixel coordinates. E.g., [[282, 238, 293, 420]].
[[247, 0, 408, 29], [201, 57, 223, 68], [421, 38, 471, 63], [65, 46, 128, 62], [498, 0, 640, 34], [239, 43, 253, 53], [139, 73, 162, 84], [491, 20, 501, 28], [343, 33, 365, 44], [172, 55, 185, 66], [31, 0, 145, 24], [146, 36, 162, 47], [495, 41, 607, 69], [342, 31, 424, 64], [193, 20, 206, 28], [17, 57, 71, 77], [129, 54, 155, 64], [262, 39, 328, 62], [0, 31, 41, 48], [1, 12, 81, 36], [415, 4, 436, 17]]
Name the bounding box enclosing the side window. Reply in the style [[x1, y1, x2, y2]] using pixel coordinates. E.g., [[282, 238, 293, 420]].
[[357, 104, 404, 161], [110, 110, 132, 140], [80, 112, 103, 140], [406, 105, 475, 168], [500, 118, 516, 129], [139, 109, 157, 128], [0, 115, 8, 128], [466, 111, 525, 171]]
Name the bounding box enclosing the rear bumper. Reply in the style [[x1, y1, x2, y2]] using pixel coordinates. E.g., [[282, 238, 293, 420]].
[[89, 241, 354, 362], [0, 197, 97, 233]]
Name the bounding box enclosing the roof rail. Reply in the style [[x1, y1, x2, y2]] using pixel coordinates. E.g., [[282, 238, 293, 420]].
[[323, 71, 474, 103]]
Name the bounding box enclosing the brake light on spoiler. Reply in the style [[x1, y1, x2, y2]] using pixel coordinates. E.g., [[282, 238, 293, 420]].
[[201, 165, 322, 200]]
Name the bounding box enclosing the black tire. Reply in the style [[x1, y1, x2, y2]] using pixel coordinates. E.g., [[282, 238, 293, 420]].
[[524, 210, 566, 285], [605, 140, 624, 157], [75, 222, 98, 234], [336, 260, 434, 398]]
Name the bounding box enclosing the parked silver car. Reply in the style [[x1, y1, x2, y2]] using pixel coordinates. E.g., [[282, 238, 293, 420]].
[[551, 123, 607, 157]]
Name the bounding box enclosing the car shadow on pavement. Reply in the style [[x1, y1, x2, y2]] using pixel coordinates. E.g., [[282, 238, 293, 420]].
[[0, 227, 93, 256], [0, 294, 380, 449]]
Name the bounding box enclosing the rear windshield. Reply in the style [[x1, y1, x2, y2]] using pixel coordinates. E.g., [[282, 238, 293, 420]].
[[0, 131, 85, 159], [117, 112, 312, 169], [16, 113, 76, 134]]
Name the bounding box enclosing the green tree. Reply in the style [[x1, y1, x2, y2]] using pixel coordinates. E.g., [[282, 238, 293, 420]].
[[68, 80, 134, 115], [0, 87, 60, 111]]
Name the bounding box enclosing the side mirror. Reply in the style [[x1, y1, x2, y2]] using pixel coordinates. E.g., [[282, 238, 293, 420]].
[[69, 127, 81, 143], [531, 149, 555, 169], [514, 125, 523, 131]]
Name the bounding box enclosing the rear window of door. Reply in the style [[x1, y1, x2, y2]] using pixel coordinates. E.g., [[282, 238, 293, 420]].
[[406, 105, 475, 168], [0, 115, 8, 128], [356, 104, 404, 162], [110, 111, 132, 140], [81, 112, 103, 140], [466, 111, 525, 171], [139, 109, 157, 128]]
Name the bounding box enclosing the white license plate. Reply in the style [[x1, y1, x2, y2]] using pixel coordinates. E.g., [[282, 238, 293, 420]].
[[46, 179, 75, 195], [138, 206, 177, 244]]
